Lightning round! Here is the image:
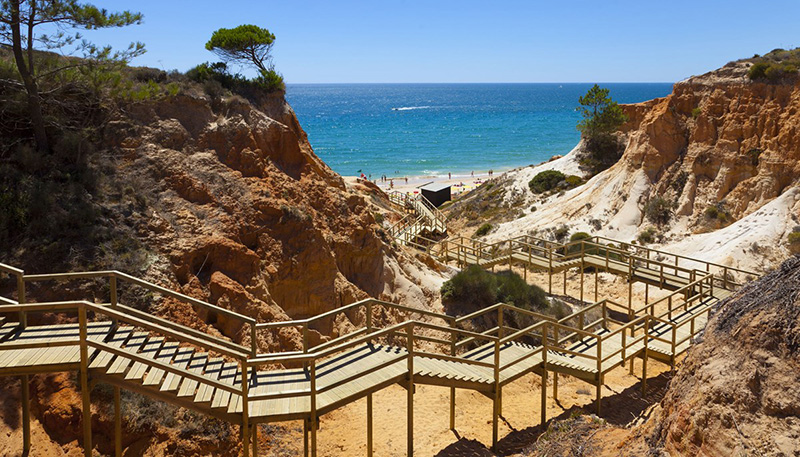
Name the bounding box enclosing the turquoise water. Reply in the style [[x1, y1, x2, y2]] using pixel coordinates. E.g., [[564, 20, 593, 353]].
[[285, 83, 673, 178]]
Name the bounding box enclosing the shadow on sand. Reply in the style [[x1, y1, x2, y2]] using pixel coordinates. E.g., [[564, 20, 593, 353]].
[[434, 370, 673, 456]]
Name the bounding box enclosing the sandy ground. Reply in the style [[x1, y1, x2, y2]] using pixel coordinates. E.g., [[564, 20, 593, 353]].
[[265, 271, 675, 456], [269, 359, 672, 457]]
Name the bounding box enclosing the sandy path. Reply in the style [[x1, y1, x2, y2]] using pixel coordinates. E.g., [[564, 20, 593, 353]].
[[266, 358, 672, 456]]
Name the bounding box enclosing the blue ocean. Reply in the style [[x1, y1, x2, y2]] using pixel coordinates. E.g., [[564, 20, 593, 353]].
[[285, 83, 673, 178]]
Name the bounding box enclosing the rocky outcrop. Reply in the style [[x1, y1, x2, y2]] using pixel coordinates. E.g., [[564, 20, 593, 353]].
[[635, 256, 800, 456], [87, 89, 443, 351], [620, 61, 800, 223]]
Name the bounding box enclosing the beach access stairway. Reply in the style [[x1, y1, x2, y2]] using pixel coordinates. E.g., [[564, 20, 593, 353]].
[[435, 235, 749, 302], [388, 191, 447, 246], [0, 244, 750, 456]]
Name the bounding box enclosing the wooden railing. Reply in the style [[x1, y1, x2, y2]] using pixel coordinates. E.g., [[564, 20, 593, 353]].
[[17, 269, 258, 356], [387, 191, 447, 245]]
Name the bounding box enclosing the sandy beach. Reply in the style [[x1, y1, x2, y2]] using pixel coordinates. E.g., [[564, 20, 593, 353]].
[[344, 168, 512, 196]]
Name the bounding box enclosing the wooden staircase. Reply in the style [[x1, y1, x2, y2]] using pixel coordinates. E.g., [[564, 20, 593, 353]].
[[388, 192, 447, 246], [0, 247, 755, 456]]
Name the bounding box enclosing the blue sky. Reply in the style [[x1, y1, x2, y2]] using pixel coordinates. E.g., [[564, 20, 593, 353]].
[[83, 0, 800, 83]]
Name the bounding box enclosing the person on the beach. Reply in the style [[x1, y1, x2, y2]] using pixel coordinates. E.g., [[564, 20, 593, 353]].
[[489, 169, 493, 176], [471, 171, 474, 177], [390, 179, 394, 189], [448, 172, 451, 179], [404, 177, 408, 184]]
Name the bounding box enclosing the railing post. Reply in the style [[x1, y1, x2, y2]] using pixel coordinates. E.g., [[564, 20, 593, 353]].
[[671, 322, 677, 370], [109, 274, 119, 332], [303, 324, 309, 353], [310, 359, 317, 457], [540, 323, 548, 425], [250, 323, 258, 358], [580, 242, 585, 304], [241, 360, 250, 457], [492, 333, 501, 450], [642, 318, 649, 395], [497, 305, 504, 340], [548, 248, 553, 295], [16, 270, 29, 455], [596, 333, 603, 415], [710, 274, 715, 298], [406, 323, 414, 457], [79, 303, 92, 457], [621, 326, 627, 366], [449, 318, 457, 430], [602, 303, 608, 329], [16, 272, 26, 328]]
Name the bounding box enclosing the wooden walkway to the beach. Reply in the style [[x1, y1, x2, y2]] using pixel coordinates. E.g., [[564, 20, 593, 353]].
[[0, 243, 750, 456]]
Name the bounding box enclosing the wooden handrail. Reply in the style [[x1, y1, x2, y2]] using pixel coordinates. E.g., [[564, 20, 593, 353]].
[[0, 262, 24, 275]]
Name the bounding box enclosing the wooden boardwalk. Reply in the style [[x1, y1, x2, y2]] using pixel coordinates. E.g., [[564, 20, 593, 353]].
[[0, 241, 755, 456]]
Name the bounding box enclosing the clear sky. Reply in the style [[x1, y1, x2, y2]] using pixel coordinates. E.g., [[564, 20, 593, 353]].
[[82, 0, 800, 83]]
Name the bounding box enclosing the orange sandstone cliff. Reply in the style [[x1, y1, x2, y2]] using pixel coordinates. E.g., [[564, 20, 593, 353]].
[[0, 86, 445, 455]]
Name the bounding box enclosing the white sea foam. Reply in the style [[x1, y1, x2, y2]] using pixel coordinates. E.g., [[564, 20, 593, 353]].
[[392, 106, 432, 111]]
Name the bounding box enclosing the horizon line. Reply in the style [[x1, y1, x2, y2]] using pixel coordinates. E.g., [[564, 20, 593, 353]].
[[285, 81, 676, 85]]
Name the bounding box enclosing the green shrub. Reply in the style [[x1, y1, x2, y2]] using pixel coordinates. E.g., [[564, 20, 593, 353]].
[[581, 134, 624, 176], [747, 48, 800, 82], [704, 203, 731, 224], [475, 223, 493, 237], [529, 170, 566, 193], [569, 232, 592, 242], [373, 212, 384, 224], [255, 69, 285, 92], [564, 175, 583, 187], [132, 67, 167, 83], [788, 231, 800, 254], [637, 227, 657, 244], [441, 266, 548, 315], [567, 232, 592, 254], [748, 62, 770, 80], [186, 61, 284, 99], [691, 107, 702, 119], [644, 197, 673, 225]]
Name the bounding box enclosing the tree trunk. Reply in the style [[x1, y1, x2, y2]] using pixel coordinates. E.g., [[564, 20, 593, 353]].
[[10, 0, 49, 152]]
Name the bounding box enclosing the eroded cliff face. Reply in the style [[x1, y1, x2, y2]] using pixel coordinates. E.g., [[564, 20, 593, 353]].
[[460, 61, 800, 271], [81, 89, 441, 350], [621, 61, 800, 225]]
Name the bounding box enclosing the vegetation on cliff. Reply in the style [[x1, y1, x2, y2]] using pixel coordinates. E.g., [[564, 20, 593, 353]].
[[577, 84, 628, 175], [747, 47, 800, 82], [204, 24, 285, 92], [0, 0, 145, 152]]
